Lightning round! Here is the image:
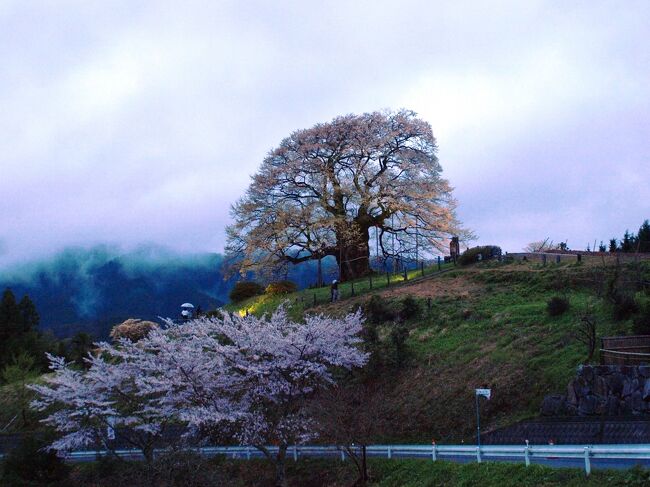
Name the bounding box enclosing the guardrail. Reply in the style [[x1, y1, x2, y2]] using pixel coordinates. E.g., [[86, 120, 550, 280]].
[[3, 443, 646, 475]]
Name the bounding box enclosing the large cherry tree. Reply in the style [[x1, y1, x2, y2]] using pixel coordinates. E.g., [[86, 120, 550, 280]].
[[227, 109, 463, 280]]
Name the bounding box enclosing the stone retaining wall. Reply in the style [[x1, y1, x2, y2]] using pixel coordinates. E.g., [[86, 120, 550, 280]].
[[542, 364, 650, 416]]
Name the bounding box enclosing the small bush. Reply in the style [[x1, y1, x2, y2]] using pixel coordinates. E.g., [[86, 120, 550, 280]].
[[387, 324, 410, 367], [229, 281, 265, 302], [547, 296, 570, 316], [613, 294, 639, 321], [399, 296, 421, 321], [1, 434, 70, 486], [364, 295, 396, 324], [265, 280, 298, 295], [633, 296, 650, 334], [75, 452, 223, 487], [110, 319, 158, 342], [458, 245, 502, 266]]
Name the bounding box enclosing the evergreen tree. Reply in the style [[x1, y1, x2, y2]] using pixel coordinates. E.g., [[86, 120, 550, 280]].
[[0, 289, 46, 370], [598, 241, 606, 252], [637, 219, 650, 253], [18, 295, 39, 333], [621, 230, 635, 252], [1, 353, 38, 425], [609, 238, 618, 252], [0, 288, 20, 342]]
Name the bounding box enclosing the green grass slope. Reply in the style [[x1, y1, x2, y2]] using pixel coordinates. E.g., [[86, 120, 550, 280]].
[[24, 457, 650, 486], [370, 459, 650, 487], [225, 259, 650, 443]]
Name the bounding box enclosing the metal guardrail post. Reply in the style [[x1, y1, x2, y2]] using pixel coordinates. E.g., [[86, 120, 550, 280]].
[[524, 446, 530, 466], [41, 443, 650, 469]]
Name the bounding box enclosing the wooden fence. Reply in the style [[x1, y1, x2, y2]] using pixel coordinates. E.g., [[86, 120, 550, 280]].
[[600, 335, 650, 365]]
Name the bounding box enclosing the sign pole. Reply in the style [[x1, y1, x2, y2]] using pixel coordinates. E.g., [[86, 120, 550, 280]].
[[475, 392, 481, 447], [474, 388, 491, 447]]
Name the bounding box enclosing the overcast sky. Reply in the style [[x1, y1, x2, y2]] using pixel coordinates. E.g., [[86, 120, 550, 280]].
[[1, 0, 649, 267]]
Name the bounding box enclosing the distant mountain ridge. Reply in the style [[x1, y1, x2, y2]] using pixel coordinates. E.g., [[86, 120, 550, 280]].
[[0, 246, 233, 338], [0, 245, 336, 339]]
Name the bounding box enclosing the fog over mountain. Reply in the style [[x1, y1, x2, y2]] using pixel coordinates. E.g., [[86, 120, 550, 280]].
[[0, 245, 231, 337], [0, 245, 340, 338]]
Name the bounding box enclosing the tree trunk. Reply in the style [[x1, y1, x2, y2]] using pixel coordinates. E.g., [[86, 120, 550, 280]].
[[361, 444, 368, 484], [275, 444, 288, 487], [143, 445, 154, 465], [317, 257, 323, 287], [337, 226, 371, 281]]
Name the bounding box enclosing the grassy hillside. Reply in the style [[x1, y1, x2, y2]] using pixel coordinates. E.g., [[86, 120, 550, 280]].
[[4, 257, 649, 442], [369, 459, 650, 487], [226, 258, 650, 443], [224, 262, 455, 319]]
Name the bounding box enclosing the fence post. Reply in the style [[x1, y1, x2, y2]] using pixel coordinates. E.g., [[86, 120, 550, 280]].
[[293, 445, 298, 462], [541, 254, 546, 266], [437, 256, 441, 271], [524, 446, 530, 466], [556, 255, 561, 264], [341, 449, 345, 461], [387, 446, 392, 459], [476, 446, 482, 463], [431, 444, 437, 461], [246, 447, 251, 460], [584, 447, 591, 475]]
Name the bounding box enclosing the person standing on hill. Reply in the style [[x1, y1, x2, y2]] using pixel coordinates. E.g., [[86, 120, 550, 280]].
[[330, 280, 339, 302]]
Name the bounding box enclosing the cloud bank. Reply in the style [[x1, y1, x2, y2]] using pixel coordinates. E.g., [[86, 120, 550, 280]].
[[1, 0, 649, 266]]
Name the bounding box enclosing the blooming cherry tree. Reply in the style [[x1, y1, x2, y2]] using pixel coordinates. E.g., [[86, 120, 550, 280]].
[[32, 307, 367, 486], [154, 307, 367, 486], [227, 109, 466, 280], [31, 348, 176, 463]]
